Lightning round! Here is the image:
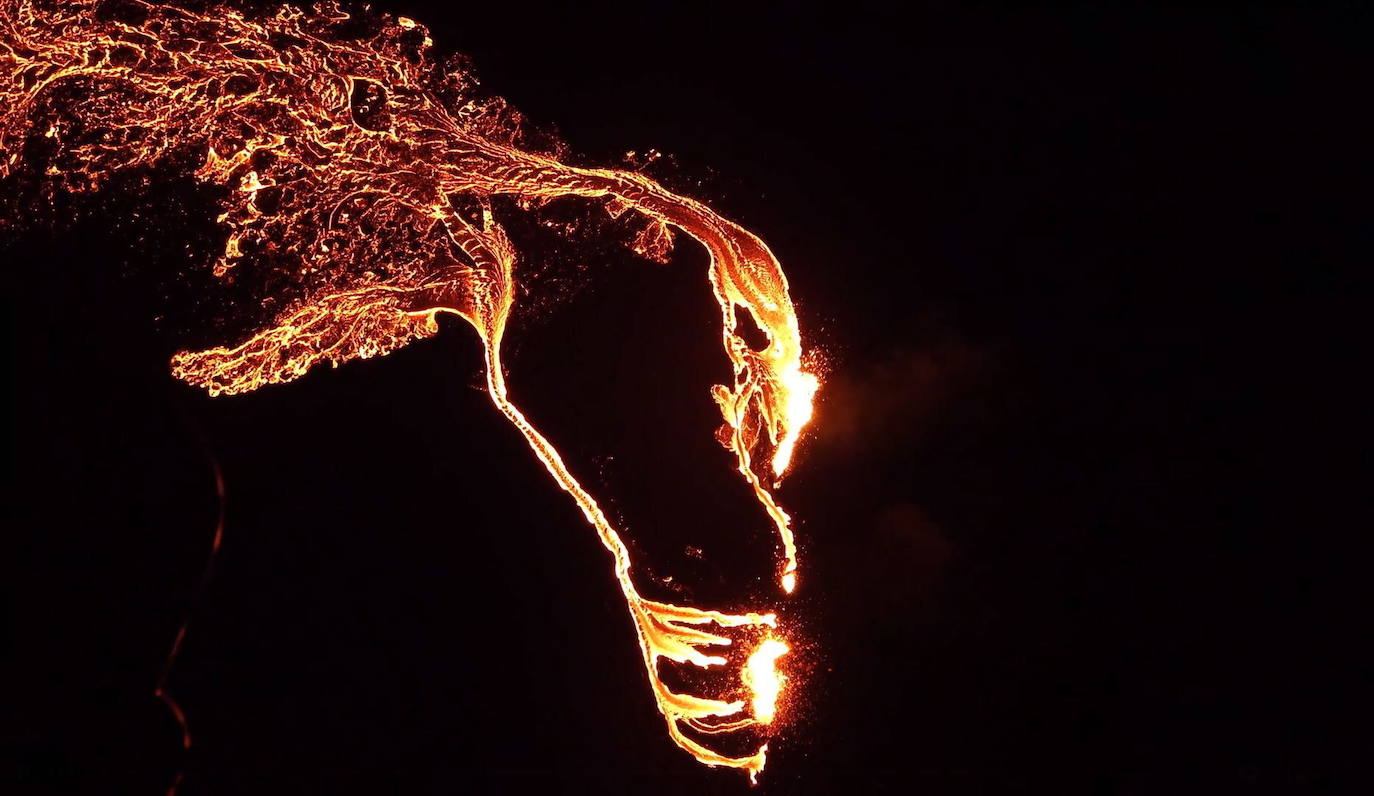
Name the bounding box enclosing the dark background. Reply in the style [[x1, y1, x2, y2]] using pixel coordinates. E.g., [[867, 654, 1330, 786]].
[[7, 2, 1365, 793]]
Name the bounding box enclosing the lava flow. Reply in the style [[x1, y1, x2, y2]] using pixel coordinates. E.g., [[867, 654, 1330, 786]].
[[2, 0, 817, 780]]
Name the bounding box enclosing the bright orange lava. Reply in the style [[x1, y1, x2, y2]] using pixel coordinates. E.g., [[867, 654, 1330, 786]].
[[743, 636, 790, 726], [2, 0, 817, 780]]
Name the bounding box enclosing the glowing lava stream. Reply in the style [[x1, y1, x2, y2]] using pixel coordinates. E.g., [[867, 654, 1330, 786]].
[[2, 0, 816, 780], [457, 195, 796, 779]]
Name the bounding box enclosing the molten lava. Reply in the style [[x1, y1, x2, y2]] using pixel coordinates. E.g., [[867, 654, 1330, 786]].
[[743, 636, 790, 726], [2, 0, 816, 780]]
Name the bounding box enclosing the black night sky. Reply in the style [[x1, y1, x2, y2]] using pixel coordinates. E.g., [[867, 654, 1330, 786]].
[[6, 2, 1364, 794]]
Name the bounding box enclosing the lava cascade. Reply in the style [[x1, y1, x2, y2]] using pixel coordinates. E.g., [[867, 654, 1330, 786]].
[[2, 0, 818, 779]]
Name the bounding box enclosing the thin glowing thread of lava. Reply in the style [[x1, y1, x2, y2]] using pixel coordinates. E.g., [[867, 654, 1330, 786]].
[[153, 422, 226, 796], [452, 206, 786, 781]]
